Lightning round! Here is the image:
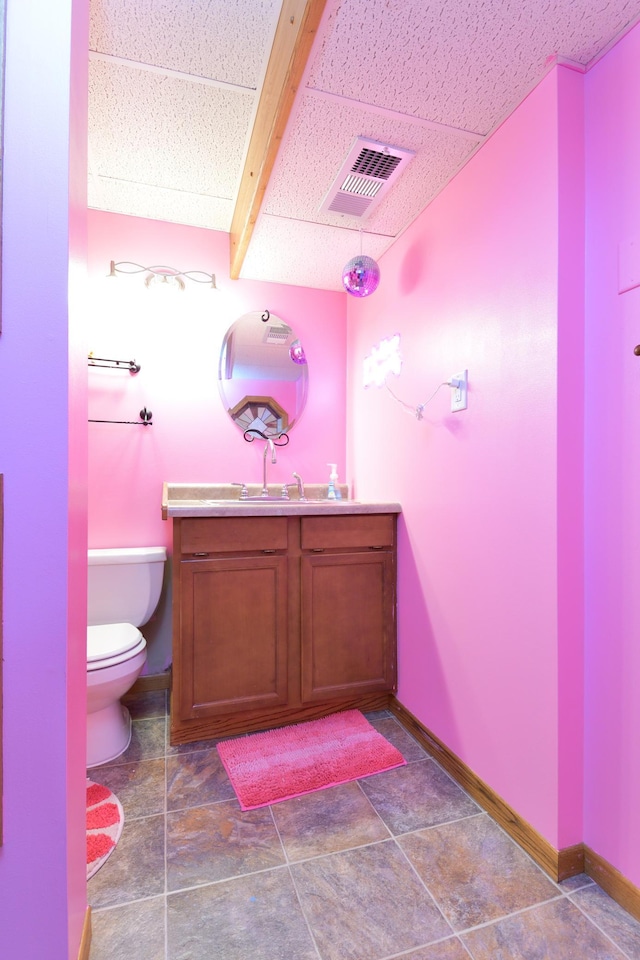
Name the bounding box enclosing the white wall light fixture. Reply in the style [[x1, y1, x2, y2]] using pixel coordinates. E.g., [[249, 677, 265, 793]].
[[363, 334, 402, 387], [108, 260, 217, 290]]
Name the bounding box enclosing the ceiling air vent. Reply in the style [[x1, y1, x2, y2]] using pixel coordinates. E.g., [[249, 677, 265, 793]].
[[320, 138, 415, 221], [262, 322, 292, 345]]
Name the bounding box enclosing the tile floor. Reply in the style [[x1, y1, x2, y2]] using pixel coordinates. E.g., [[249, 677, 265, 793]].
[[88, 692, 640, 960]]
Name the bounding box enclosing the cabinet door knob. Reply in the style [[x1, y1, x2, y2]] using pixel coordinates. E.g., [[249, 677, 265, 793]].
[[193, 551, 210, 557], [311, 547, 325, 553], [369, 545, 384, 550], [262, 548, 276, 554]]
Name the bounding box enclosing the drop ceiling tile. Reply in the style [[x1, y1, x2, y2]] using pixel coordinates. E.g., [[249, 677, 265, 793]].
[[90, 0, 280, 88], [88, 177, 234, 232], [89, 59, 253, 198], [263, 93, 482, 236], [306, 0, 640, 134], [239, 215, 391, 290]]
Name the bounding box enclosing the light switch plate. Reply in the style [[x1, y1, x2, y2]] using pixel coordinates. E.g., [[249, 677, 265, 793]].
[[451, 370, 468, 412]]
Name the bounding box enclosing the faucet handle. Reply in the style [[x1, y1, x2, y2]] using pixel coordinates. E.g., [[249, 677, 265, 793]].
[[281, 482, 299, 500], [292, 472, 307, 501], [231, 482, 249, 500]]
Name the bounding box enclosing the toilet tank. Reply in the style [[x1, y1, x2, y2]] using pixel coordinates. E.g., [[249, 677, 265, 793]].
[[88, 546, 167, 627]]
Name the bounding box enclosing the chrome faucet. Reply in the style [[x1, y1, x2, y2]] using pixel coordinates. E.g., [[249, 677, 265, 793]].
[[262, 439, 276, 497]]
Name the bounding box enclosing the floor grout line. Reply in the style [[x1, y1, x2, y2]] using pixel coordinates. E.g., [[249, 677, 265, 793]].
[[568, 893, 635, 960]]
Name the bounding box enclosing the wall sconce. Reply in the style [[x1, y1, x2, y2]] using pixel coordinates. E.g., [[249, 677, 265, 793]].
[[108, 261, 217, 290]]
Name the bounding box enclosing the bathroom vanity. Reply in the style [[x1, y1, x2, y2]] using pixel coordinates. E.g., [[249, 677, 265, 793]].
[[163, 484, 401, 743]]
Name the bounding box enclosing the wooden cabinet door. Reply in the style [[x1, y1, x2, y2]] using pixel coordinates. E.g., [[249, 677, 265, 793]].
[[176, 554, 289, 719], [300, 550, 396, 703]]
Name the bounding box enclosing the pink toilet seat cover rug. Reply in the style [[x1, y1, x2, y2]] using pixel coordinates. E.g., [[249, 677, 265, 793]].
[[86, 780, 124, 880]]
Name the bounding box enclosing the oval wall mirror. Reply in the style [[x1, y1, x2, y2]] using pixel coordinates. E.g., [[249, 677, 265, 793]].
[[218, 310, 309, 439]]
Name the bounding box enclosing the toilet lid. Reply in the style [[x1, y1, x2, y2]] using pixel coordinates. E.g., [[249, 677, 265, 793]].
[[87, 622, 143, 663]]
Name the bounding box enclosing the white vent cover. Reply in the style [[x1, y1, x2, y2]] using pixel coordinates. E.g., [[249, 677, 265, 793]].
[[320, 138, 415, 220], [262, 322, 292, 345]]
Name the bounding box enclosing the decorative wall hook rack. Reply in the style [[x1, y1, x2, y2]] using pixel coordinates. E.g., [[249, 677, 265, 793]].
[[243, 428, 289, 446], [108, 260, 217, 290], [88, 355, 141, 374], [89, 407, 153, 426]]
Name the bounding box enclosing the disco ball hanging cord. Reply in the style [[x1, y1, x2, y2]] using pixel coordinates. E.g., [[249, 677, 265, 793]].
[[342, 227, 380, 298]]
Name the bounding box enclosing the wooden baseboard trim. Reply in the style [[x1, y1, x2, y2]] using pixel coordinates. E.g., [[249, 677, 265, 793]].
[[585, 845, 640, 923], [129, 672, 171, 695], [390, 697, 563, 881], [558, 842, 585, 880], [77, 906, 91, 960]]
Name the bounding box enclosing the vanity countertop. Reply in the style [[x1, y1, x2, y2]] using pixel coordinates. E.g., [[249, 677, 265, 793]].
[[162, 482, 402, 519]]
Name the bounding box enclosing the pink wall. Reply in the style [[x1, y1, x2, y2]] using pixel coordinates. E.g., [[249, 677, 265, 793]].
[[348, 67, 585, 850], [0, 0, 88, 957], [584, 22, 640, 888], [87, 210, 347, 671]]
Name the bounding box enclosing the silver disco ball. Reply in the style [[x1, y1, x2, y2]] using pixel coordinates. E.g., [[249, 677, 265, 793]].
[[341, 255, 381, 298]]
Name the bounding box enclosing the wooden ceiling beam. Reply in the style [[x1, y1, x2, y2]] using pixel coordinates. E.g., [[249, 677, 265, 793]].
[[229, 0, 328, 280]]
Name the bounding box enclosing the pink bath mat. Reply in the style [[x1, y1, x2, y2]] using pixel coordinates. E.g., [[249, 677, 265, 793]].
[[86, 779, 124, 880], [217, 709, 406, 810]]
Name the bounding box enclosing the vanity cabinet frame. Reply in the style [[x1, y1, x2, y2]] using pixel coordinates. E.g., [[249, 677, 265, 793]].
[[170, 512, 397, 743]]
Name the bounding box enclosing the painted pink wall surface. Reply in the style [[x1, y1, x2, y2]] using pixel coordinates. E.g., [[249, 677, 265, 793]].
[[0, 0, 89, 957], [584, 20, 640, 889], [87, 210, 347, 671], [347, 67, 585, 850]]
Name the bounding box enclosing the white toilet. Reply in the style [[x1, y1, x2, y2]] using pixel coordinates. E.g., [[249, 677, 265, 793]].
[[87, 546, 167, 768]]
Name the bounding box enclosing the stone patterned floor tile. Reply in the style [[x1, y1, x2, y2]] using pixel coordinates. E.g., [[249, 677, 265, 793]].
[[571, 884, 640, 959], [392, 938, 472, 960], [271, 781, 390, 861], [90, 897, 165, 960], [359, 757, 479, 834], [290, 839, 452, 960], [87, 696, 640, 960], [166, 735, 223, 756], [166, 745, 236, 810], [88, 814, 165, 909], [398, 813, 558, 930], [167, 868, 318, 960], [557, 872, 596, 892], [99, 717, 167, 766], [122, 689, 168, 719], [461, 897, 627, 959], [363, 709, 392, 721], [89, 758, 166, 820], [167, 799, 285, 890], [369, 716, 428, 762]]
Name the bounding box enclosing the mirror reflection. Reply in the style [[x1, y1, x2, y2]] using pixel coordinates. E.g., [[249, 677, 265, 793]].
[[218, 310, 308, 439]]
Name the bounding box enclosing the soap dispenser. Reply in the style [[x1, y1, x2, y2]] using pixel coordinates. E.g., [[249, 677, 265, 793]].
[[327, 463, 341, 500]]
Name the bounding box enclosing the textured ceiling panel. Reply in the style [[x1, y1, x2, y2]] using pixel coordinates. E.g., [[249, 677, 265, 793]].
[[263, 94, 482, 235], [306, 0, 640, 134], [87, 0, 640, 290], [89, 59, 254, 198], [90, 0, 280, 87], [88, 177, 235, 231], [239, 214, 392, 290]]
